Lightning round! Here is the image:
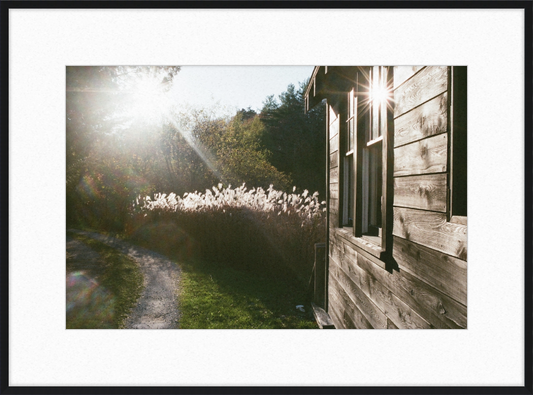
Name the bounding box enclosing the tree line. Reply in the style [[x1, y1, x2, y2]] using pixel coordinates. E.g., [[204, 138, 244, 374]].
[[66, 66, 325, 231]]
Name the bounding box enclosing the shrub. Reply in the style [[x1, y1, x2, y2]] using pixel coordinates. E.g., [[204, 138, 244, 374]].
[[127, 184, 326, 284]]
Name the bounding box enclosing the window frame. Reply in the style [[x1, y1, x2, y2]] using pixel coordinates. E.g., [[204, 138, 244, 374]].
[[341, 86, 356, 227], [449, 66, 467, 225], [339, 66, 393, 261]]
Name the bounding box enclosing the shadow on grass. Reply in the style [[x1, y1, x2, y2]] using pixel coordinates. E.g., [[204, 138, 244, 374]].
[[178, 259, 317, 329]]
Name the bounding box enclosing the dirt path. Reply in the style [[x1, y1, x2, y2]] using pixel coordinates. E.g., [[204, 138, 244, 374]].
[[68, 230, 181, 329]]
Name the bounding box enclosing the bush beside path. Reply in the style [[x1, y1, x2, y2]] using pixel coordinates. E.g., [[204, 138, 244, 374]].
[[68, 229, 181, 329]]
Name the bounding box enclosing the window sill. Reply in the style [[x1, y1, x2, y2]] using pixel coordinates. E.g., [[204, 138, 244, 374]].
[[335, 227, 387, 270], [450, 215, 467, 226], [362, 234, 381, 247], [366, 135, 383, 147]]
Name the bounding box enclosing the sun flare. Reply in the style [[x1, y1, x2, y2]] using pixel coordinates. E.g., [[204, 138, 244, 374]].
[[123, 76, 174, 124], [370, 85, 390, 103]]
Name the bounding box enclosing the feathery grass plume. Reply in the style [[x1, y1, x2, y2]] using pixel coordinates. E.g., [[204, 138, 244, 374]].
[[127, 184, 325, 283]]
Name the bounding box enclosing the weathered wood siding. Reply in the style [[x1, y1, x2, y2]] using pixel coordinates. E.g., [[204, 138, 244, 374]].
[[326, 66, 467, 329]]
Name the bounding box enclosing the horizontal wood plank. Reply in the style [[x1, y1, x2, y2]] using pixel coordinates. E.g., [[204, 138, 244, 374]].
[[393, 236, 467, 305], [394, 66, 448, 118], [330, 152, 339, 168], [387, 293, 433, 329], [394, 92, 448, 147], [398, 267, 466, 328], [329, 230, 465, 328], [328, 299, 359, 330], [329, 275, 373, 329], [329, 253, 368, 297], [450, 216, 467, 226], [391, 292, 433, 329], [336, 243, 367, 292], [394, 66, 425, 89], [332, 254, 431, 329], [329, 134, 339, 153], [355, 261, 432, 329], [394, 133, 447, 177], [329, 105, 338, 126], [393, 207, 467, 260], [329, 212, 339, 228], [330, 166, 339, 183], [329, 239, 343, 269], [331, 260, 388, 329], [330, 180, 339, 200], [328, 278, 355, 329], [328, 296, 345, 329], [394, 173, 447, 212], [334, 228, 385, 265], [357, 253, 466, 328], [387, 318, 399, 329], [330, 237, 376, 297], [329, 113, 339, 140], [330, 197, 339, 212]]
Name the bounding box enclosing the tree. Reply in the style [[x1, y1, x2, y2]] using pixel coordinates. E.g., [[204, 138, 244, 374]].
[[214, 112, 291, 190], [159, 108, 291, 195], [259, 81, 326, 196], [66, 66, 181, 229], [157, 108, 222, 195]]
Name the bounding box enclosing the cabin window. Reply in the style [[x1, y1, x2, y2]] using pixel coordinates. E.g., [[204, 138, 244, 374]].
[[340, 66, 392, 259], [449, 66, 467, 223], [342, 88, 356, 227], [359, 66, 389, 246]]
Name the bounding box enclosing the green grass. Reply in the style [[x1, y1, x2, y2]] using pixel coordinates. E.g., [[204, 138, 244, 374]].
[[70, 226, 318, 329], [178, 259, 318, 329], [66, 232, 144, 329]]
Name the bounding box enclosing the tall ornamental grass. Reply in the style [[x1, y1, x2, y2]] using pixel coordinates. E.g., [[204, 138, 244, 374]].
[[127, 184, 326, 284]]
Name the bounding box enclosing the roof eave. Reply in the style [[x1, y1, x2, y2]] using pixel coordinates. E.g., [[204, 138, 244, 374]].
[[304, 66, 327, 113]]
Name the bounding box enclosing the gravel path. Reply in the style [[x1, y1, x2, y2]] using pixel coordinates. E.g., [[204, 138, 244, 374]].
[[68, 230, 181, 329]]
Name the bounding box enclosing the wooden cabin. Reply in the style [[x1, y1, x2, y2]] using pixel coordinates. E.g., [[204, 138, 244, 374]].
[[305, 66, 467, 329]]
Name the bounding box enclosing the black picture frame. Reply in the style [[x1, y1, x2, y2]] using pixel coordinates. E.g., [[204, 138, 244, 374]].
[[2, 2, 531, 394]]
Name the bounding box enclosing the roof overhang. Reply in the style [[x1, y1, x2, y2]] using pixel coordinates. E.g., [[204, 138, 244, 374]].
[[304, 66, 360, 113], [304, 66, 326, 113]]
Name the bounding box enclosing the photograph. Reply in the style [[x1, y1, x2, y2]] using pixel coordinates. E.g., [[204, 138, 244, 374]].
[[66, 65, 467, 330], [7, 4, 527, 389]]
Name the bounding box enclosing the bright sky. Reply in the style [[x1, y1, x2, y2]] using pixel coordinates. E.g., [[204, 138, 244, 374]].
[[168, 66, 315, 116]]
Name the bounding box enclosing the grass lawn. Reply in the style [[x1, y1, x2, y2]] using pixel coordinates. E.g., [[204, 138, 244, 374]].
[[66, 231, 144, 329], [178, 259, 318, 329]]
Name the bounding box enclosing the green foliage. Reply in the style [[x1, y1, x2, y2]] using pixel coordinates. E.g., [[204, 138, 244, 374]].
[[66, 150, 160, 231], [153, 106, 293, 199], [66, 66, 182, 230], [215, 113, 292, 190], [66, 67, 324, 238], [260, 81, 326, 196], [66, 232, 144, 329]]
